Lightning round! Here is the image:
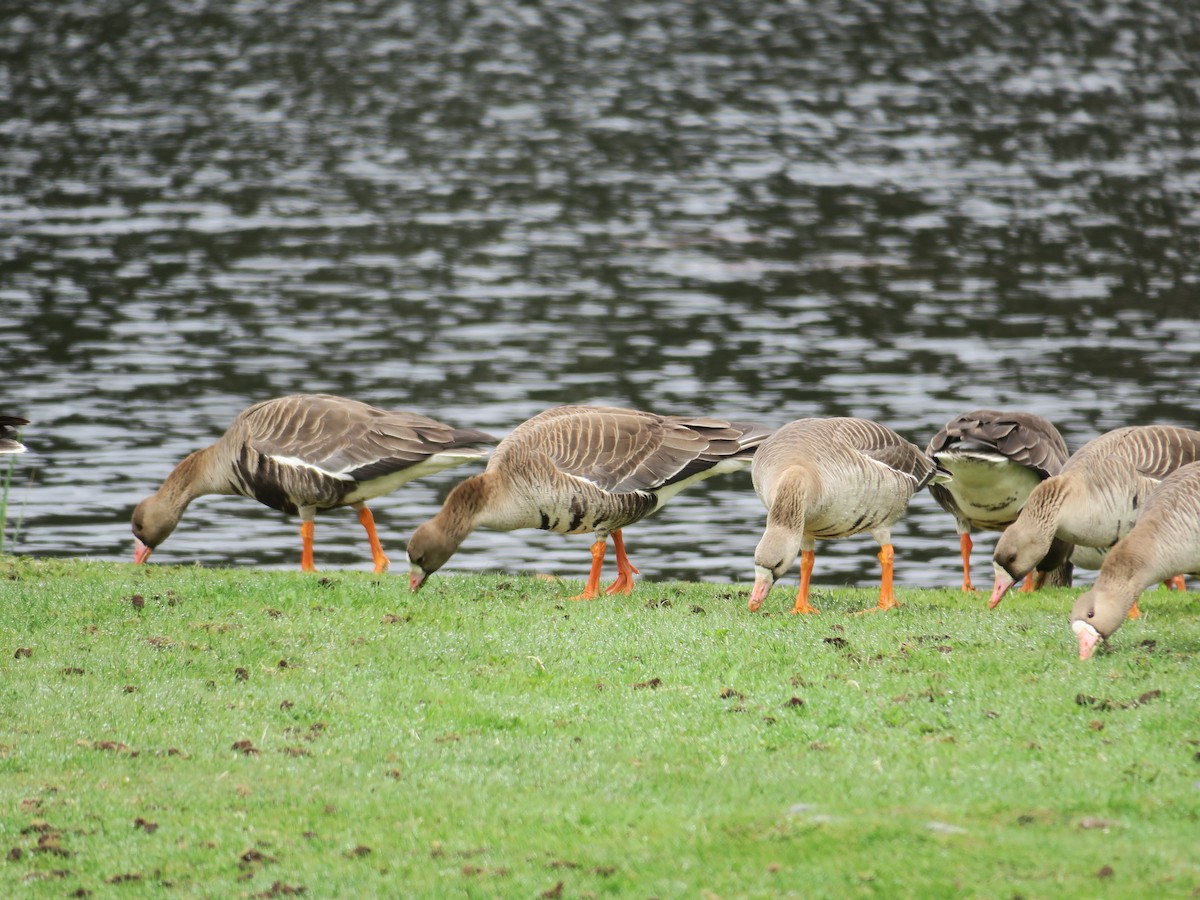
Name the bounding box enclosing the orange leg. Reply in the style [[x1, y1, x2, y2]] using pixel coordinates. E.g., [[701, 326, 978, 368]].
[[874, 543, 899, 611], [792, 549, 819, 614], [1126, 600, 1140, 620], [299, 520, 317, 572], [1163, 575, 1186, 591], [959, 533, 975, 592], [1019, 572, 1036, 593], [603, 530, 640, 595], [569, 538, 607, 601], [357, 505, 390, 574]]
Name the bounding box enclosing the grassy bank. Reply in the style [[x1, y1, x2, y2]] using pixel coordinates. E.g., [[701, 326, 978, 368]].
[[1, 558, 1198, 898]]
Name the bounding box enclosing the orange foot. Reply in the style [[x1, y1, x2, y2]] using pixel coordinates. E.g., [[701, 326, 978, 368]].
[[959, 533, 976, 592], [603, 531, 639, 595], [300, 520, 317, 573], [568, 539, 607, 601], [791, 550, 819, 614], [868, 544, 900, 612]]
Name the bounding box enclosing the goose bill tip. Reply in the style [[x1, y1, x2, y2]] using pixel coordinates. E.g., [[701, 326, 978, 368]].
[[988, 564, 1014, 608], [1073, 620, 1101, 660], [409, 566, 427, 592], [133, 539, 152, 565], [748, 570, 773, 611]]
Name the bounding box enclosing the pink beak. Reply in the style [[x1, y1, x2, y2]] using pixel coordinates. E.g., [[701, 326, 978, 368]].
[[748, 576, 772, 612], [409, 567, 426, 593], [1078, 627, 1101, 660], [133, 539, 152, 565], [988, 569, 1015, 609]]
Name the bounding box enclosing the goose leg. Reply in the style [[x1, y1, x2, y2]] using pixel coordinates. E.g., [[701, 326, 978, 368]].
[[1019, 572, 1036, 593], [873, 543, 900, 611], [300, 520, 317, 572], [570, 538, 608, 601], [356, 504, 390, 573], [603, 530, 639, 595], [1126, 600, 1140, 620], [959, 533, 975, 592], [1163, 575, 1186, 591], [791, 549, 819, 614]]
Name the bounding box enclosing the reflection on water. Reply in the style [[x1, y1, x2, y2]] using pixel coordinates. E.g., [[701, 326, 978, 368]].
[[2, 0, 1198, 587]]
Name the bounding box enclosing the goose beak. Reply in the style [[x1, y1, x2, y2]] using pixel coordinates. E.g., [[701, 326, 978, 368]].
[[988, 562, 1015, 609], [409, 565, 427, 593], [1073, 620, 1101, 660], [133, 539, 153, 565], [748, 566, 774, 612]]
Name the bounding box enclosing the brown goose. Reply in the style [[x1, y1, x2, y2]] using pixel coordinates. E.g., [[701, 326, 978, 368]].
[[131, 394, 495, 572], [991, 424, 1200, 607], [748, 417, 937, 615], [0, 416, 28, 454], [926, 409, 1071, 592], [1071, 460, 1200, 658], [405, 405, 772, 598]]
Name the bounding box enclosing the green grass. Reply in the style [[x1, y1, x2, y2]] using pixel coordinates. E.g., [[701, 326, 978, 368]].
[[1, 557, 1198, 898]]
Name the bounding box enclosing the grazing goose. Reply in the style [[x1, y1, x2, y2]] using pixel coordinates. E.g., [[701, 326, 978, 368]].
[[1071, 461, 1200, 659], [131, 394, 496, 572], [926, 409, 1071, 592], [991, 424, 1200, 608], [0, 416, 28, 454], [747, 417, 937, 615], [405, 405, 772, 598]]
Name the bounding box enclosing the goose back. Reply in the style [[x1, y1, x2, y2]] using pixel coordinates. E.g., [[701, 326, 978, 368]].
[[753, 417, 933, 541], [0, 415, 28, 454], [221, 394, 494, 515], [926, 409, 1068, 532], [480, 405, 771, 534]]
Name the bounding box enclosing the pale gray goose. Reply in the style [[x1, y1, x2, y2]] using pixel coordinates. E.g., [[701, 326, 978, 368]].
[[926, 409, 1072, 592], [131, 394, 496, 572], [1071, 460, 1200, 658], [748, 417, 937, 614], [991, 424, 1200, 607], [405, 405, 772, 598], [0, 416, 28, 454]]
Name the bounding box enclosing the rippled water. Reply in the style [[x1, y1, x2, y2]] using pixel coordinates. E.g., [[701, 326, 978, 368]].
[[2, 0, 1198, 589]]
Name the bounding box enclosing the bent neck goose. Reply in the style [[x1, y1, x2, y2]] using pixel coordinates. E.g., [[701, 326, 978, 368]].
[[1071, 460, 1200, 658], [131, 394, 495, 572], [926, 409, 1071, 592], [991, 424, 1200, 607], [0, 416, 28, 454], [748, 417, 936, 615], [405, 405, 772, 598]]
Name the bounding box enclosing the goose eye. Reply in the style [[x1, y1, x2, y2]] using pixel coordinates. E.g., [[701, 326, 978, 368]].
[[1086, 610, 1095, 618]]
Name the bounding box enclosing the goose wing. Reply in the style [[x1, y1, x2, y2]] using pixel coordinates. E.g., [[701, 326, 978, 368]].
[[928, 409, 1068, 478], [0, 415, 28, 454], [509, 406, 769, 494], [242, 394, 494, 482]]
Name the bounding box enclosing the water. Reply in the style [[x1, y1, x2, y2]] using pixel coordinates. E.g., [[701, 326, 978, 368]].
[[2, 0, 1198, 589]]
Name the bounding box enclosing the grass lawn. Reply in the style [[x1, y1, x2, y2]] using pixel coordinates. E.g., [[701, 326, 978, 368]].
[[1, 557, 1198, 898]]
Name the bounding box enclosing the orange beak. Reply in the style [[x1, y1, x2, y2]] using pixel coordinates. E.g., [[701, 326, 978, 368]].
[[133, 539, 152, 565]]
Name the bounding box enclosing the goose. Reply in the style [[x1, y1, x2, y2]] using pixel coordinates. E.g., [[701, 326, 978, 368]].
[[0, 416, 28, 454], [747, 417, 937, 614], [405, 405, 772, 598], [131, 394, 495, 572], [926, 409, 1071, 592], [991, 424, 1200, 608], [1071, 460, 1200, 659]]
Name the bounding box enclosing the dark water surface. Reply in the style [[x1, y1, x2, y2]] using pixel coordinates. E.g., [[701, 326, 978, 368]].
[[2, 0, 1199, 588]]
